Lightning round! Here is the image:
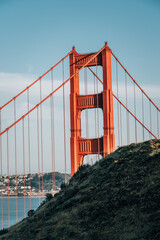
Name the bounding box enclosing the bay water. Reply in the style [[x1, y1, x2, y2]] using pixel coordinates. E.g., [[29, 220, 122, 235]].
[[0, 197, 41, 229]]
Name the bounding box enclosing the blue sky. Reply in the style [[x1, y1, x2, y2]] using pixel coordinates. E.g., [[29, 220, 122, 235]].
[[0, 0, 159, 82], [0, 0, 160, 174]]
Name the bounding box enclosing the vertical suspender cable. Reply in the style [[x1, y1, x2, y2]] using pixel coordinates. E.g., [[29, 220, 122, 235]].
[[0, 110, 3, 229], [37, 107, 41, 205], [120, 104, 122, 145], [116, 61, 120, 146], [51, 70, 56, 192], [84, 68, 89, 163], [27, 89, 31, 210], [22, 118, 26, 218], [96, 65, 100, 159], [125, 71, 129, 144], [62, 61, 67, 183], [157, 110, 159, 139], [94, 69, 97, 139], [14, 100, 18, 222], [149, 101, 152, 139], [40, 79, 44, 199], [134, 83, 137, 143], [142, 92, 145, 141], [7, 131, 10, 227]]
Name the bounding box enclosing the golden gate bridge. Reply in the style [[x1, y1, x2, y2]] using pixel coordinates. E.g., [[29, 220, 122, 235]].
[[0, 42, 159, 229]]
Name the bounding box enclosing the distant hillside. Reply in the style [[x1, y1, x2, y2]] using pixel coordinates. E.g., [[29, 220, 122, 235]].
[[1, 139, 160, 240]]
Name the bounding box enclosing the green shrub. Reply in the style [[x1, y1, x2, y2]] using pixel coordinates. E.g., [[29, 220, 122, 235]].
[[28, 209, 35, 217], [46, 193, 53, 201], [0, 228, 8, 236]]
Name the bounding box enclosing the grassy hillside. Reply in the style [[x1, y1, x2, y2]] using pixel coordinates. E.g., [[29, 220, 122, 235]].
[[1, 139, 160, 240]]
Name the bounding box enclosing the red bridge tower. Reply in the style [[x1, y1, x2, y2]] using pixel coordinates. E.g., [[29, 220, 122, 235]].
[[70, 43, 115, 176]]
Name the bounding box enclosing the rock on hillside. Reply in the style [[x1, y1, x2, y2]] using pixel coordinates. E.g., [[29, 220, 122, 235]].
[[1, 139, 160, 240]]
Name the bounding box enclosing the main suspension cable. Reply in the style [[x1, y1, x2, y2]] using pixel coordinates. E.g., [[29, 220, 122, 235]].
[[111, 51, 160, 112], [0, 51, 73, 111], [88, 66, 158, 141], [0, 45, 106, 137], [113, 94, 157, 139]]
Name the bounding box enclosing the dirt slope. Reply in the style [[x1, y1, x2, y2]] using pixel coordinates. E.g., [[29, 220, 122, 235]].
[[1, 139, 160, 240]]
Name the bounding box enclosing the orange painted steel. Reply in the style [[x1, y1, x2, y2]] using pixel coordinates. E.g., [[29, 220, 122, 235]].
[[0, 46, 106, 137], [62, 61, 67, 184], [22, 119, 26, 218], [0, 110, 3, 229], [27, 89, 32, 210], [0, 50, 73, 111], [70, 43, 115, 176], [76, 93, 103, 110], [111, 51, 160, 112], [89, 66, 158, 141], [113, 94, 157, 139], [7, 131, 10, 227], [88, 67, 103, 84], [14, 100, 18, 222], [50, 70, 56, 192]]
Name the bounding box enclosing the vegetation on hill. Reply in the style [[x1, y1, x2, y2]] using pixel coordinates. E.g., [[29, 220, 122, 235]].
[[1, 139, 160, 240]]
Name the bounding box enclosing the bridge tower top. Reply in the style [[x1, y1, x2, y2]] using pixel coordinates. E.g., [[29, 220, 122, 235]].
[[69, 43, 115, 176]]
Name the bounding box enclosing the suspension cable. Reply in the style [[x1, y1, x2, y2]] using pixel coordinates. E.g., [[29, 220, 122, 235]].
[[0, 110, 3, 229], [7, 131, 10, 227], [113, 94, 157, 139], [0, 45, 106, 137], [22, 118, 26, 218], [88, 66, 158, 140], [96, 65, 100, 159], [37, 107, 41, 205], [142, 92, 145, 141], [27, 89, 31, 210], [14, 99, 18, 222], [93, 68, 97, 140], [62, 61, 67, 184], [149, 101, 152, 139], [40, 79, 44, 200], [111, 51, 160, 112], [157, 110, 159, 139], [51, 70, 56, 192], [0, 51, 73, 111], [134, 83, 137, 143], [116, 61, 120, 146], [120, 104, 122, 145], [125, 71, 130, 144], [84, 68, 89, 163]]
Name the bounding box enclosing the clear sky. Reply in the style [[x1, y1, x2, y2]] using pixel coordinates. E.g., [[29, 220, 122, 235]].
[[0, 0, 159, 82], [0, 0, 160, 174]]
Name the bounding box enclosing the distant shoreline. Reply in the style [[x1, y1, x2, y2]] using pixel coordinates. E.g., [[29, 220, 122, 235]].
[[0, 196, 47, 199]]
